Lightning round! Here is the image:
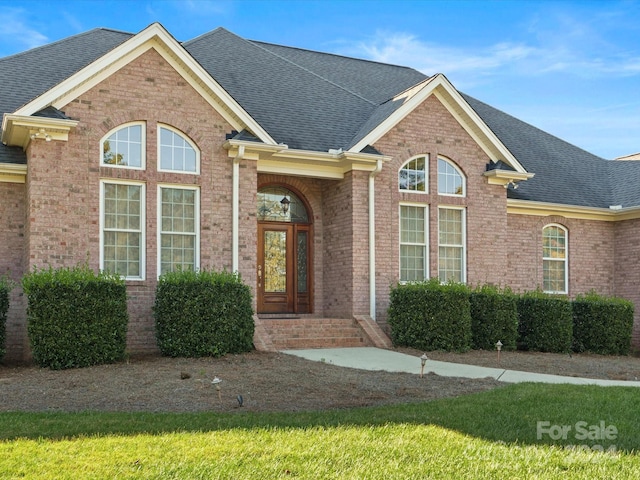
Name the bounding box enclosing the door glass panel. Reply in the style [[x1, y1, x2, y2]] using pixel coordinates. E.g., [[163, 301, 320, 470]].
[[264, 230, 287, 292], [297, 231, 308, 293]]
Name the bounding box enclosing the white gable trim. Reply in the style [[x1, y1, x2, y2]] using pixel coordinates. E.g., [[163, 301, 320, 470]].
[[14, 23, 276, 146], [350, 74, 528, 175]]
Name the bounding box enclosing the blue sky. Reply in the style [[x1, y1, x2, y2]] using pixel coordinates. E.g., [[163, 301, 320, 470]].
[[1, 0, 639, 159]]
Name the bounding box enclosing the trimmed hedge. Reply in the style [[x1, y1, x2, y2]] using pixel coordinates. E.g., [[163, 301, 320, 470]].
[[517, 290, 572, 353], [470, 285, 518, 351], [22, 266, 128, 370], [154, 269, 254, 357], [572, 292, 634, 355], [388, 278, 471, 352], [0, 276, 11, 362]]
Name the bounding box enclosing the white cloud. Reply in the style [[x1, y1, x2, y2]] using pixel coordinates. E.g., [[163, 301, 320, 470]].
[[0, 9, 48, 53]]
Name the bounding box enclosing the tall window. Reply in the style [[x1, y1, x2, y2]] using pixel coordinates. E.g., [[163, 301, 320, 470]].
[[438, 207, 465, 283], [400, 205, 428, 282], [102, 123, 145, 169], [399, 156, 428, 192], [438, 156, 465, 196], [543, 224, 568, 293], [101, 181, 145, 279], [159, 186, 199, 275], [158, 125, 199, 173]]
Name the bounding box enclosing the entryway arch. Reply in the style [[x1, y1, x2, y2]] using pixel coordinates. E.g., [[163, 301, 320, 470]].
[[257, 185, 313, 314]]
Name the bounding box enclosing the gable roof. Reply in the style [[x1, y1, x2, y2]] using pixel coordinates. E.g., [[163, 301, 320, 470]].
[[1, 23, 638, 210]]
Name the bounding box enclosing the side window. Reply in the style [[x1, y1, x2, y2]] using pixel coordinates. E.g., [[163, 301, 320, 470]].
[[100, 181, 145, 280], [158, 125, 199, 174], [543, 224, 568, 294], [400, 204, 428, 282], [437, 156, 465, 196], [438, 207, 466, 283], [158, 186, 200, 275], [102, 123, 145, 169], [399, 156, 428, 193]]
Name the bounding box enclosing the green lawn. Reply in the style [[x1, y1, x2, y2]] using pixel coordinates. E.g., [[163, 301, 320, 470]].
[[1, 383, 639, 478]]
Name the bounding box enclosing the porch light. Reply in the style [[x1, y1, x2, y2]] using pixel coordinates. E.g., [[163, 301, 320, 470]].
[[420, 353, 428, 378], [280, 195, 290, 214]]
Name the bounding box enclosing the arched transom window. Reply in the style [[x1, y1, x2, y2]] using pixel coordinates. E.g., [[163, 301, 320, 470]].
[[258, 187, 309, 223], [399, 155, 428, 192], [158, 125, 199, 173], [438, 156, 465, 196], [102, 122, 145, 169]]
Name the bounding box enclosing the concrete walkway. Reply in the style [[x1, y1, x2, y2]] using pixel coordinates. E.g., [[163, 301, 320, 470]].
[[282, 347, 640, 387]]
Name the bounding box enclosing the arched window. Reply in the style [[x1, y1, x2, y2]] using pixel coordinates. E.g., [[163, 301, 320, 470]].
[[542, 224, 568, 293], [101, 122, 145, 169], [437, 156, 465, 196], [158, 125, 199, 174], [257, 186, 309, 223], [399, 155, 428, 193]]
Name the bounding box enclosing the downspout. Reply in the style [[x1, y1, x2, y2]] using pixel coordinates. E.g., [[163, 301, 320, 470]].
[[232, 145, 245, 273], [368, 159, 383, 320]]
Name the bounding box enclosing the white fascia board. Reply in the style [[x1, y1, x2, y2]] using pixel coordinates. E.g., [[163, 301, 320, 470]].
[[350, 73, 528, 175], [507, 198, 640, 221], [13, 23, 275, 146], [0, 163, 27, 183]]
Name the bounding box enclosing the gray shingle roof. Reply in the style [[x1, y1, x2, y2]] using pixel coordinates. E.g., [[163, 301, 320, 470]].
[[2, 24, 639, 209]]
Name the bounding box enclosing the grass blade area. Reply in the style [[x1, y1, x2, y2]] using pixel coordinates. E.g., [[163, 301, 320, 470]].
[[1, 383, 639, 478]]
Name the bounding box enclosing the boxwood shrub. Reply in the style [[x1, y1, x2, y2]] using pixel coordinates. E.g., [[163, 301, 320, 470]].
[[517, 290, 572, 353], [572, 292, 634, 355], [154, 269, 254, 357], [470, 284, 518, 351], [22, 266, 128, 369], [0, 276, 12, 362], [388, 278, 471, 352]]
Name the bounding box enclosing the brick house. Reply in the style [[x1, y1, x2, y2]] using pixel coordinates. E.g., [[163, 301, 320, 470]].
[[2, 23, 639, 362]]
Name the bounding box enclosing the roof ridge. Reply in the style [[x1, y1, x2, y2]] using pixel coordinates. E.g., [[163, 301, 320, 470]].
[[0, 27, 132, 61], [247, 40, 377, 107], [181, 26, 227, 47]]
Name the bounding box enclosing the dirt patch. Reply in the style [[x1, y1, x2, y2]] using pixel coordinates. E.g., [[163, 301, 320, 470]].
[[1, 348, 639, 413]]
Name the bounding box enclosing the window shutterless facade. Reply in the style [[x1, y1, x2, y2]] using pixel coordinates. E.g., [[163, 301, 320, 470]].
[[158, 125, 200, 174], [399, 204, 428, 282], [542, 224, 568, 294], [158, 185, 200, 276], [399, 155, 428, 193], [438, 207, 466, 283], [101, 122, 145, 169], [100, 180, 145, 280]]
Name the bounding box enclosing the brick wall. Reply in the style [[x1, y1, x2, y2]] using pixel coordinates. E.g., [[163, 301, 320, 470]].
[[614, 218, 640, 347], [0, 182, 27, 362], [372, 95, 508, 323], [16, 48, 237, 358]]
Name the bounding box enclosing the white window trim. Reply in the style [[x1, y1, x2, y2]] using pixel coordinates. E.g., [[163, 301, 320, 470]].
[[399, 202, 429, 283], [157, 184, 201, 277], [398, 154, 429, 194], [437, 206, 467, 283], [157, 124, 201, 175], [99, 179, 146, 281], [100, 121, 146, 170], [437, 156, 466, 197], [542, 223, 569, 294]]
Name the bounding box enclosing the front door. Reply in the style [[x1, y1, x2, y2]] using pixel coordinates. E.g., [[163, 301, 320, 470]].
[[257, 222, 311, 314]]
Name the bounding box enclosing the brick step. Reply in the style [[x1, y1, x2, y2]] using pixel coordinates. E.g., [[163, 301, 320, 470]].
[[258, 317, 374, 350]]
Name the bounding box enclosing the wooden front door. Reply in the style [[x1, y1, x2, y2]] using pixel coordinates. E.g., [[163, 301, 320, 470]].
[[258, 222, 311, 314]]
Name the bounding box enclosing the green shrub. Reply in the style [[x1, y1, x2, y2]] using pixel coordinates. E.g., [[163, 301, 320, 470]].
[[388, 278, 471, 352], [517, 290, 572, 353], [154, 269, 254, 357], [470, 284, 518, 350], [0, 276, 12, 362], [22, 266, 128, 369], [572, 291, 634, 355]]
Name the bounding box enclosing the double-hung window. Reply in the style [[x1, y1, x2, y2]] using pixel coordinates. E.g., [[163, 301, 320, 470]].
[[101, 181, 145, 279], [158, 186, 200, 275], [438, 207, 466, 283], [400, 205, 428, 282]]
